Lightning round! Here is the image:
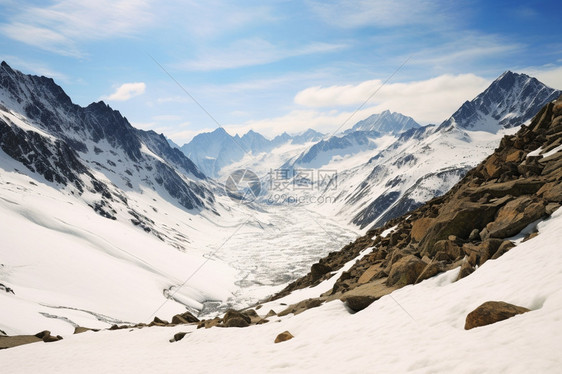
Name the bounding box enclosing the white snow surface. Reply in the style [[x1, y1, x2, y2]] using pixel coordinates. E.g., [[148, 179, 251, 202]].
[[2, 207, 561, 373]]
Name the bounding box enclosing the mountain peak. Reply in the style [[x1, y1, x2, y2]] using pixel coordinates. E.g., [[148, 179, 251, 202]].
[[347, 110, 420, 135], [441, 71, 561, 132]]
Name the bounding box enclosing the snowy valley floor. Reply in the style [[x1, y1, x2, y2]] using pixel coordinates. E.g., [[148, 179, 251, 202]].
[[2, 208, 561, 373]]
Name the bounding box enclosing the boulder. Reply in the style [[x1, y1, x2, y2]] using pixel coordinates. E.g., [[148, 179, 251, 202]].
[[463, 239, 503, 266], [310, 263, 332, 280], [149, 316, 169, 327], [242, 309, 259, 319], [274, 331, 294, 344], [411, 217, 434, 242], [485, 196, 546, 238], [386, 255, 426, 287], [223, 310, 251, 325], [491, 241, 516, 260], [415, 261, 445, 284], [344, 295, 377, 312], [465, 301, 530, 330], [357, 264, 384, 284], [456, 262, 474, 281], [224, 317, 250, 328], [173, 311, 199, 324]]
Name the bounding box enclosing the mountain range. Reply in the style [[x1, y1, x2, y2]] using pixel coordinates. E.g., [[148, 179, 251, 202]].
[[0, 61, 560, 354]]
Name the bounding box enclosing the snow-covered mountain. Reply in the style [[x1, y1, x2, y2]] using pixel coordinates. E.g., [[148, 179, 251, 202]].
[[344, 110, 420, 134], [266, 71, 560, 231], [440, 71, 561, 132], [179, 127, 324, 178], [0, 62, 358, 334]]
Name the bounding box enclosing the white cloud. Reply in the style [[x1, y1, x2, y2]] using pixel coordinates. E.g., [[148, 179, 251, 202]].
[[176, 38, 347, 71], [307, 0, 451, 29], [293, 73, 490, 125], [103, 82, 146, 101], [0, 0, 152, 57], [410, 33, 523, 70]]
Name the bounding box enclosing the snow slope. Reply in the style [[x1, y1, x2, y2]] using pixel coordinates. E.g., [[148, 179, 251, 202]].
[[2, 202, 560, 373]]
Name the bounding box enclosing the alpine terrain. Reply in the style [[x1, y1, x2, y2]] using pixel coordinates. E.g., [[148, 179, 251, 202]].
[[1, 62, 561, 373]]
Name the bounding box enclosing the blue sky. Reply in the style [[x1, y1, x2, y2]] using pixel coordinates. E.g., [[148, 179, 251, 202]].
[[1, 0, 561, 144]]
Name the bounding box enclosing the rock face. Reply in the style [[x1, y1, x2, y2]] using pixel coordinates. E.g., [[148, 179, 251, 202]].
[[465, 301, 530, 330], [268, 95, 562, 315]]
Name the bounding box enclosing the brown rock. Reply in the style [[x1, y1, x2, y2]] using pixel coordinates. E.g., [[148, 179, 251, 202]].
[[176, 311, 199, 323], [538, 181, 562, 203], [0, 335, 42, 349], [357, 264, 383, 284], [223, 310, 251, 325], [310, 263, 332, 280], [224, 317, 250, 328], [415, 261, 445, 284], [411, 217, 434, 242], [485, 196, 546, 238], [274, 331, 294, 343], [344, 295, 377, 312], [278, 298, 323, 316], [456, 262, 474, 281], [386, 255, 426, 287], [170, 332, 189, 342], [242, 309, 259, 319], [491, 241, 516, 260], [465, 301, 530, 330], [74, 327, 98, 334], [171, 315, 189, 325]]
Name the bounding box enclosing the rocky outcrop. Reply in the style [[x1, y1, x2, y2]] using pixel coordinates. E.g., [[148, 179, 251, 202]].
[[465, 301, 530, 330], [268, 95, 562, 316]]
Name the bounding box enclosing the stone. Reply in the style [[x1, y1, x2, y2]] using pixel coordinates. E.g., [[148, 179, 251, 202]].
[[223, 310, 251, 325], [456, 262, 474, 281], [170, 332, 189, 342], [468, 228, 480, 241], [242, 309, 259, 318], [357, 264, 383, 284], [171, 311, 199, 325], [465, 301, 530, 330], [491, 241, 516, 260], [344, 295, 377, 312], [485, 196, 546, 238], [463, 239, 504, 266], [0, 335, 42, 349], [411, 217, 434, 242], [278, 298, 323, 316], [149, 316, 169, 326], [224, 317, 250, 328], [415, 261, 445, 284], [265, 310, 277, 318], [274, 331, 294, 343], [74, 327, 98, 334], [310, 263, 332, 280], [386, 255, 426, 287]]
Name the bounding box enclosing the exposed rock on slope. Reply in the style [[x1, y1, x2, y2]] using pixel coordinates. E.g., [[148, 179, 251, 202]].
[[269, 95, 562, 310]]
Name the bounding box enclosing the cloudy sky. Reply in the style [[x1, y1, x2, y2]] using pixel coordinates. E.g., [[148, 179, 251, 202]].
[[1, 0, 561, 144]]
